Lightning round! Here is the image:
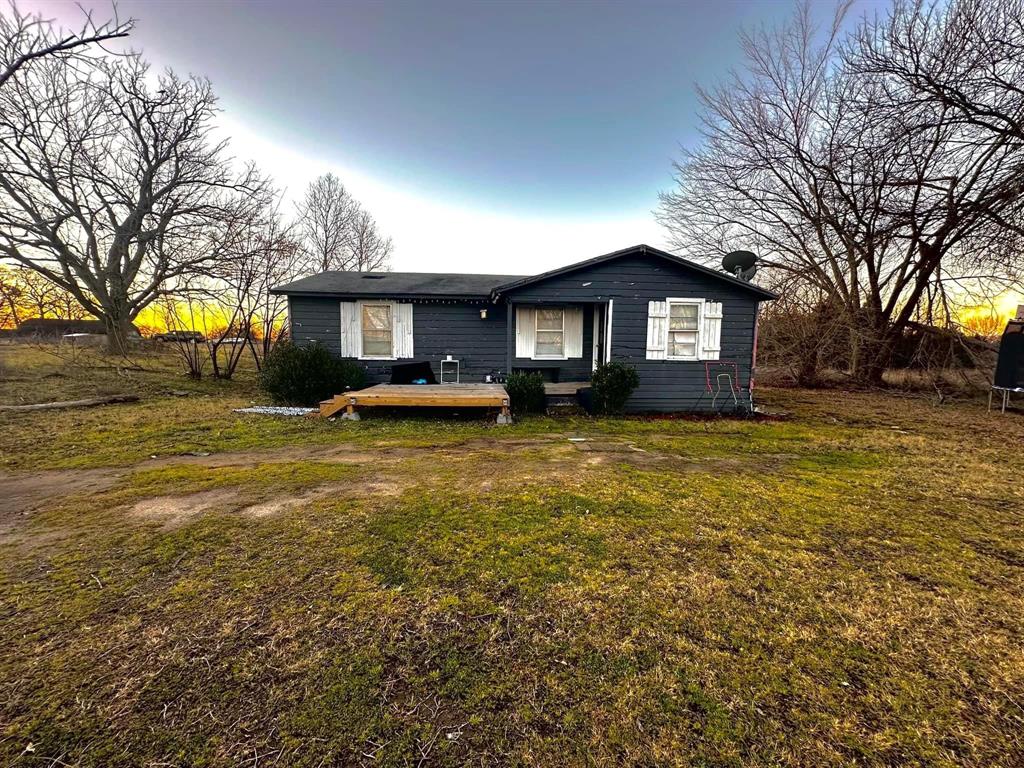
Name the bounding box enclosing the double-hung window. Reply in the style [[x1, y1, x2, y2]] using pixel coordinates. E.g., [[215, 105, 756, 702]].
[[361, 302, 393, 359], [535, 308, 565, 358], [667, 300, 700, 359]]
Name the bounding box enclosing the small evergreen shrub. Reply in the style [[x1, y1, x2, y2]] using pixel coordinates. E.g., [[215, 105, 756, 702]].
[[591, 362, 639, 414], [258, 341, 366, 405], [505, 371, 546, 414]]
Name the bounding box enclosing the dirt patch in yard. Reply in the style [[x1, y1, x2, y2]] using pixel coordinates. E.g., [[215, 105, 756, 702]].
[[572, 441, 639, 452], [565, 438, 773, 470], [130, 477, 410, 528], [0, 467, 123, 545], [143, 443, 396, 469], [141, 435, 569, 471], [126, 443, 615, 528], [130, 488, 241, 528], [0, 468, 123, 517], [239, 479, 406, 518], [2, 435, 802, 540]]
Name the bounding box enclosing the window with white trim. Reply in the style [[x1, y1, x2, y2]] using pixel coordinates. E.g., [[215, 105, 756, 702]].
[[535, 307, 565, 358], [361, 302, 393, 359], [667, 300, 700, 359]]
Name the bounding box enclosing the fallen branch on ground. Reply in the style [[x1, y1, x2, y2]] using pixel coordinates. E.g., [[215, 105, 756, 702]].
[[0, 394, 139, 412]]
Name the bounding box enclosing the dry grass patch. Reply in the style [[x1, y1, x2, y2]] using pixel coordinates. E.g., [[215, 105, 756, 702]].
[[1, 344, 1023, 766]]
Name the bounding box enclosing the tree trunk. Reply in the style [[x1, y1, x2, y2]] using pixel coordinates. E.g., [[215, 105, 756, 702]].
[[247, 337, 264, 372], [795, 351, 820, 387], [849, 328, 893, 386], [209, 342, 222, 379], [101, 311, 134, 356]]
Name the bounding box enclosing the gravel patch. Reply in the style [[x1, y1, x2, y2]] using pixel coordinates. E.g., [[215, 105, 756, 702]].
[[233, 406, 317, 417]]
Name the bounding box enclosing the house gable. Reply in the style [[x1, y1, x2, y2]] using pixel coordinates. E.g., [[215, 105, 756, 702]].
[[491, 244, 777, 302]]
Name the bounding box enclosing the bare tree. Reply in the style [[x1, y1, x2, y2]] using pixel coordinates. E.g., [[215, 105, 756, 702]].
[[206, 317, 249, 381], [0, 265, 89, 326], [348, 207, 392, 272], [0, 1, 132, 89], [244, 204, 302, 365], [295, 172, 392, 273], [658, 0, 1024, 384], [296, 173, 358, 272], [208, 193, 301, 375], [155, 195, 299, 381], [9, 267, 88, 320], [855, 0, 1024, 144], [0, 264, 22, 328], [156, 289, 214, 379], [0, 47, 268, 354], [757, 277, 847, 386]]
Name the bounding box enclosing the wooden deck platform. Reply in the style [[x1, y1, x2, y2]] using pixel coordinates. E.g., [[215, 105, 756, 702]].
[[320, 383, 512, 422]]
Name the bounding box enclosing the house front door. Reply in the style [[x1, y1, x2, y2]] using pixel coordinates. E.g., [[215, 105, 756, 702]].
[[592, 303, 606, 371]]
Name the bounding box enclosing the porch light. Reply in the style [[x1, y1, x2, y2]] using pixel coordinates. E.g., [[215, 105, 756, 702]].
[[479, 308, 488, 319]]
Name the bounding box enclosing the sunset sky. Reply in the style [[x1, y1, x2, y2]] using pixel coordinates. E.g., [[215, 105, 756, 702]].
[[25, 0, 893, 275], [22, 0, 1021, 321]]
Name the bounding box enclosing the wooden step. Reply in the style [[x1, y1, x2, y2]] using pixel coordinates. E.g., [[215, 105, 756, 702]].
[[319, 395, 349, 419]]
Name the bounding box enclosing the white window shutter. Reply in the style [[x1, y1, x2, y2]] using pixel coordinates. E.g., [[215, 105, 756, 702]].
[[339, 301, 360, 357], [515, 306, 536, 358], [564, 307, 584, 358], [394, 302, 414, 358], [701, 301, 722, 360], [646, 300, 667, 360]]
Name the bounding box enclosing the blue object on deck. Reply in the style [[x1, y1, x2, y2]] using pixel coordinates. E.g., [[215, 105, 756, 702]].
[[389, 361, 438, 385]]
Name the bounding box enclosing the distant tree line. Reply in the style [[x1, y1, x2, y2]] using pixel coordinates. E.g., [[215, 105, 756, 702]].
[[0, 264, 89, 328], [0, 2, 392, 364], [659, 0, 1024, 385]]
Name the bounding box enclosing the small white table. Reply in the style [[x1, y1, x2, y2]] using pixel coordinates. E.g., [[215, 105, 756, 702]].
[[989, 386, 1024, 413]]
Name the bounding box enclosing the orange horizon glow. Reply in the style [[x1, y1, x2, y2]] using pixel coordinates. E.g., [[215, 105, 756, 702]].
[[126, 291, 1024, 335], [958, 292, 1023, 326], [4, 291, 1022, 335]]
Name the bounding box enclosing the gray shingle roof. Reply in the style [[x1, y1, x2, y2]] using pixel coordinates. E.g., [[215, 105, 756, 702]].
[[271, 271, 526, 299], [491, 244, 778, 300], [271, 245, 778, 302]]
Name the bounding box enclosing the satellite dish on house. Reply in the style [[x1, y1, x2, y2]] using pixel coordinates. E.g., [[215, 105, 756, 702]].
[[722, 250, 758, 281]]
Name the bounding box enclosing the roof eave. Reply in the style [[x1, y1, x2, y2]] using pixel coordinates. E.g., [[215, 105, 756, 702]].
[[270, 288, 493, 301]]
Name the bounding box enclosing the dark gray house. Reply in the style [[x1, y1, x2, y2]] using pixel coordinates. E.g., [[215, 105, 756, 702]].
[[272, 244, 776, 413]]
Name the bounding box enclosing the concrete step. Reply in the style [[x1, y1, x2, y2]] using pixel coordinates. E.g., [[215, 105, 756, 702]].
[[544, 394, 578, 407], [546, 402, 586, 417]]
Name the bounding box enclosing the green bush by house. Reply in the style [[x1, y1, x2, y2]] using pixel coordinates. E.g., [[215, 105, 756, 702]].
[[505, 371, 546, 414], [258, 341, 365, 406], [591, 362, 639, 414]]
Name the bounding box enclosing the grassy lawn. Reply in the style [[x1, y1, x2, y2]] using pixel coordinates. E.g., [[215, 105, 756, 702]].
[[1, 343, 1022, 766]]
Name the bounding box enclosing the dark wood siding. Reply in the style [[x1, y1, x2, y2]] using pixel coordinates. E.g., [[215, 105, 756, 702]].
[[289, 295, 342, 356], [503, 254, 762, 412], [289, 296, 508, 383]]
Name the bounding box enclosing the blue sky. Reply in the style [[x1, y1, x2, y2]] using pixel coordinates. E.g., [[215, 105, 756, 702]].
[[28, 0, 887, 273]]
